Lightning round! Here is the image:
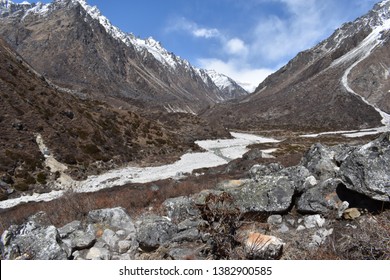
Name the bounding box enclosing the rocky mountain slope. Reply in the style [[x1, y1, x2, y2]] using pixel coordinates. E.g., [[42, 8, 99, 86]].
[[0, 0, 247, 114], [0, 36, 211, 202], [205, 0, 390, 133]]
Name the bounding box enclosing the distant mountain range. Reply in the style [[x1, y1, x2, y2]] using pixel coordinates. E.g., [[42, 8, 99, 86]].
[[0, 0, 248, 114]]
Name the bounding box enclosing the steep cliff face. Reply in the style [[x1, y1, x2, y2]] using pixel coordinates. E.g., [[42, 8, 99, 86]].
[[0, 0, 247, 114], [204, 1, 390, 132]]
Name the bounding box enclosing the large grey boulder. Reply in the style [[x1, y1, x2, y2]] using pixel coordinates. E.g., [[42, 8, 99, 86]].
[[136, 215, 178, 252], [277, 165, 313, 193], [301, 143, 339, 180], [218, 176, 295, 213], [296, 179, 344, 214], [1, 212, 67, 260], [340, 133, 390, 201]]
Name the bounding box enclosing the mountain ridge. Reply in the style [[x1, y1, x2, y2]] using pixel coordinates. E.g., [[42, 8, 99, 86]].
[[0, 0, 248, 114]]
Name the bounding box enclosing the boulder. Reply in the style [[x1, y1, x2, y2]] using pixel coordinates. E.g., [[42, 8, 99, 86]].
[[296, 179, 344, 214], [219, 176, 295, 213], [101, 229, 119, 250], [277, 165, 313, 193], [267, 215, 283, 226], [301, 143, 339, 180], [136, 215, 178, 252], [1, 212, 67, 260], [171, 228, 200, 243], [162, 196, 199, 223], [118, 240, 133, 254], [58, 220, 82, 239], [87, 207, 135, 234], [63, 230, 95, 250], [340, 133, 390, 201]]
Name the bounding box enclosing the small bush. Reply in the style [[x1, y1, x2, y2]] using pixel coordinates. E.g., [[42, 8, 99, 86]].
[[36, 172, 47, 184], [197, 192, 242, 259], [81, 144, 100, 155], [14, 182, 29, 192]]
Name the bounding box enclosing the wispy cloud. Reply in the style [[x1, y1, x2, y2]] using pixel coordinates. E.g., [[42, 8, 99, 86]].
[[250, 0, 336, 63], [166, 17, 221, 39]]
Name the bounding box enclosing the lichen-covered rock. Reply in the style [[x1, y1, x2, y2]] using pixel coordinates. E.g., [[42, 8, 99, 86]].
[[219, 176, 295, 213], [277, 165, 313, 193], [250, 163, 284, 180], [340, 133, 390, 201]]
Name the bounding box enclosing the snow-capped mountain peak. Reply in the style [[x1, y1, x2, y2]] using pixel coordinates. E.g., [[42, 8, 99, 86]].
[[0, 0, 248, 112]]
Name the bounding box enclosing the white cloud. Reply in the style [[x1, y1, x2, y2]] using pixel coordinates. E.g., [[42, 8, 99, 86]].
[[193, 28, 220, 38], [166, 17, 221, 39], [167, 1, 376, 93], [198, 58, 274, 92], [250, 0, 345, 63], [225, 38, 248, 56]]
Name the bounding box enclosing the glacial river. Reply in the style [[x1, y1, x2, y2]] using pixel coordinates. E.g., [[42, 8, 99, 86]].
[[0, 132, 279, 209]]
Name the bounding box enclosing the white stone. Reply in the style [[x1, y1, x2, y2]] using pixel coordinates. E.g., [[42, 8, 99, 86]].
[[304, 215, 325, 229]]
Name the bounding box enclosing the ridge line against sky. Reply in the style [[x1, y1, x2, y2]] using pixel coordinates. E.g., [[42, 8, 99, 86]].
[[14, 0, 380, 92]]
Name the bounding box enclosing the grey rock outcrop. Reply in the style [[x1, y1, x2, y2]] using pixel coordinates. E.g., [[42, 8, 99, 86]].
[[340, 133, 390, 201], [162, 196, 199, 223], [218, 176, 295, 213], [296, 179, 344, 214], [136, 215, 178, 252], [301, 144, 339, 180], [1, 212, 67, 260]]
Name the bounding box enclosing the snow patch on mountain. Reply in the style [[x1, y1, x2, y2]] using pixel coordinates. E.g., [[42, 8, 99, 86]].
[[332, 12, 390, 130], [205, 69, 237, 90]]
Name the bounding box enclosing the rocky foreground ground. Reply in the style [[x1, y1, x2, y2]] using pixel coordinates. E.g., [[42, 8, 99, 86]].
[[1, 133, 389, 260]]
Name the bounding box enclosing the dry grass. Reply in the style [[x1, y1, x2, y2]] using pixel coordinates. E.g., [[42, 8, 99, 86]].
[[0, 173, 231, 233], [283, 210, 390, 260]]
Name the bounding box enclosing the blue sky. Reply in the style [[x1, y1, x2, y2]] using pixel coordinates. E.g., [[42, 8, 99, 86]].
[[16, 0, 380, 91]]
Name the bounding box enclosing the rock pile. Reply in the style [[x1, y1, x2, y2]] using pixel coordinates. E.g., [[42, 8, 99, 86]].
[[1, 133, 389, 260]]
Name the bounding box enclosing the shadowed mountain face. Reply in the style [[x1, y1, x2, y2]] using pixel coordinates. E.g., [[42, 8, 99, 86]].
[[0, 0, 247, 115], [0, 36, 217, 200], [204, 1, 390, 133]]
